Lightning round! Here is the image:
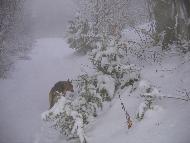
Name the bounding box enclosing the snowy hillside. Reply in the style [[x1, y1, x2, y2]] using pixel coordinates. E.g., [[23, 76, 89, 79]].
[[39, 38, 190, 143], [86, 55, 190, 143], [0, 37, 190, 143]]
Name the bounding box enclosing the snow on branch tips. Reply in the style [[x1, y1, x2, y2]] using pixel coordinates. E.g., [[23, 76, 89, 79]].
[[42, 73, 118, 143], [41, 45, 141, 142]]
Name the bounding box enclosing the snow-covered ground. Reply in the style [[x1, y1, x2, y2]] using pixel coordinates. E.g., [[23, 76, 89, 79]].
[[0, 38, 90, 143], [86, 55, 190, 143], [0, 37, 190, 143], [84, 28, 190, 143]]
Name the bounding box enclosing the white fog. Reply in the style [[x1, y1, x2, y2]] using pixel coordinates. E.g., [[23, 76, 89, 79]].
[[31, 0, 78, 37]]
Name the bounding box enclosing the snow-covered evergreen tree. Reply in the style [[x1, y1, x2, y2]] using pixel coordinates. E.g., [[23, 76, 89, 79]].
[[67, 0, 130, 53], [90, 35, 140, 88], [78, 0, 129, 36], [42, 74, 116, 143], [66, 16, 98, 53]]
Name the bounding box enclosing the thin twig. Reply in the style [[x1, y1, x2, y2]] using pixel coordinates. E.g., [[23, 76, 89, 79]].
[[162, 95, 188, 101], [140, 94, 189, 101], [119, 95, 132, 129]]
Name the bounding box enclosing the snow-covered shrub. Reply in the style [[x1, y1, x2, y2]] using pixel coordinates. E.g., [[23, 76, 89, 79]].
[[42, 94, 87, 143], [42, 74, 117, 143], [42, 79, 97, 142], [122, 25, 165, 65], [66, 17, 89, 52], [66, 16, 100, 53], [75, 74, 103, 119], [136, 102, 148, 120], [136, 80, 160, 120], [90, 36, 126, 71], [118, 64, 140, 90], [96, 74, 116, 101], [90, 36, 140, 88]]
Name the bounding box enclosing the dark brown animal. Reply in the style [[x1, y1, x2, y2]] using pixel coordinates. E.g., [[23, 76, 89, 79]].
[[49, 80, 74, 109]]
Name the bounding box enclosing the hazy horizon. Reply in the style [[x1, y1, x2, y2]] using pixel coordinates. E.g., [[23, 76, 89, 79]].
[[31, 0, 78, 37]]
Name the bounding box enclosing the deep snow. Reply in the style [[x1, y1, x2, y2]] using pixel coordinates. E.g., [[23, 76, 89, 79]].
[[85, 57, 190, 143]]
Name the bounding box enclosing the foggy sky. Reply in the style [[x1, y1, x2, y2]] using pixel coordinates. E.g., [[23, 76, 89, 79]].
[[31, 0, 78, 37]]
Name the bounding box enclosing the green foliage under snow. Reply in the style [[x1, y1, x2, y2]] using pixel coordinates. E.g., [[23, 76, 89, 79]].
[[44, 19, 142, 142], [66, 17, 100, 53], [42, 73, 117, 142], [90, 36, 141, 88]]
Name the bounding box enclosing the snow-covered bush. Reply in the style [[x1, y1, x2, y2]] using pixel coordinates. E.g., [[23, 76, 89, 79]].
[[96, 74, 116, 101], [66, 16, 100, 53], [90, 36, 141, 88], [75, 74, 103, 120], [136, 80, 160, 120], [42, 74, 116, 142], [42, 94, 87, 143], [121, 25, 165, 65]]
